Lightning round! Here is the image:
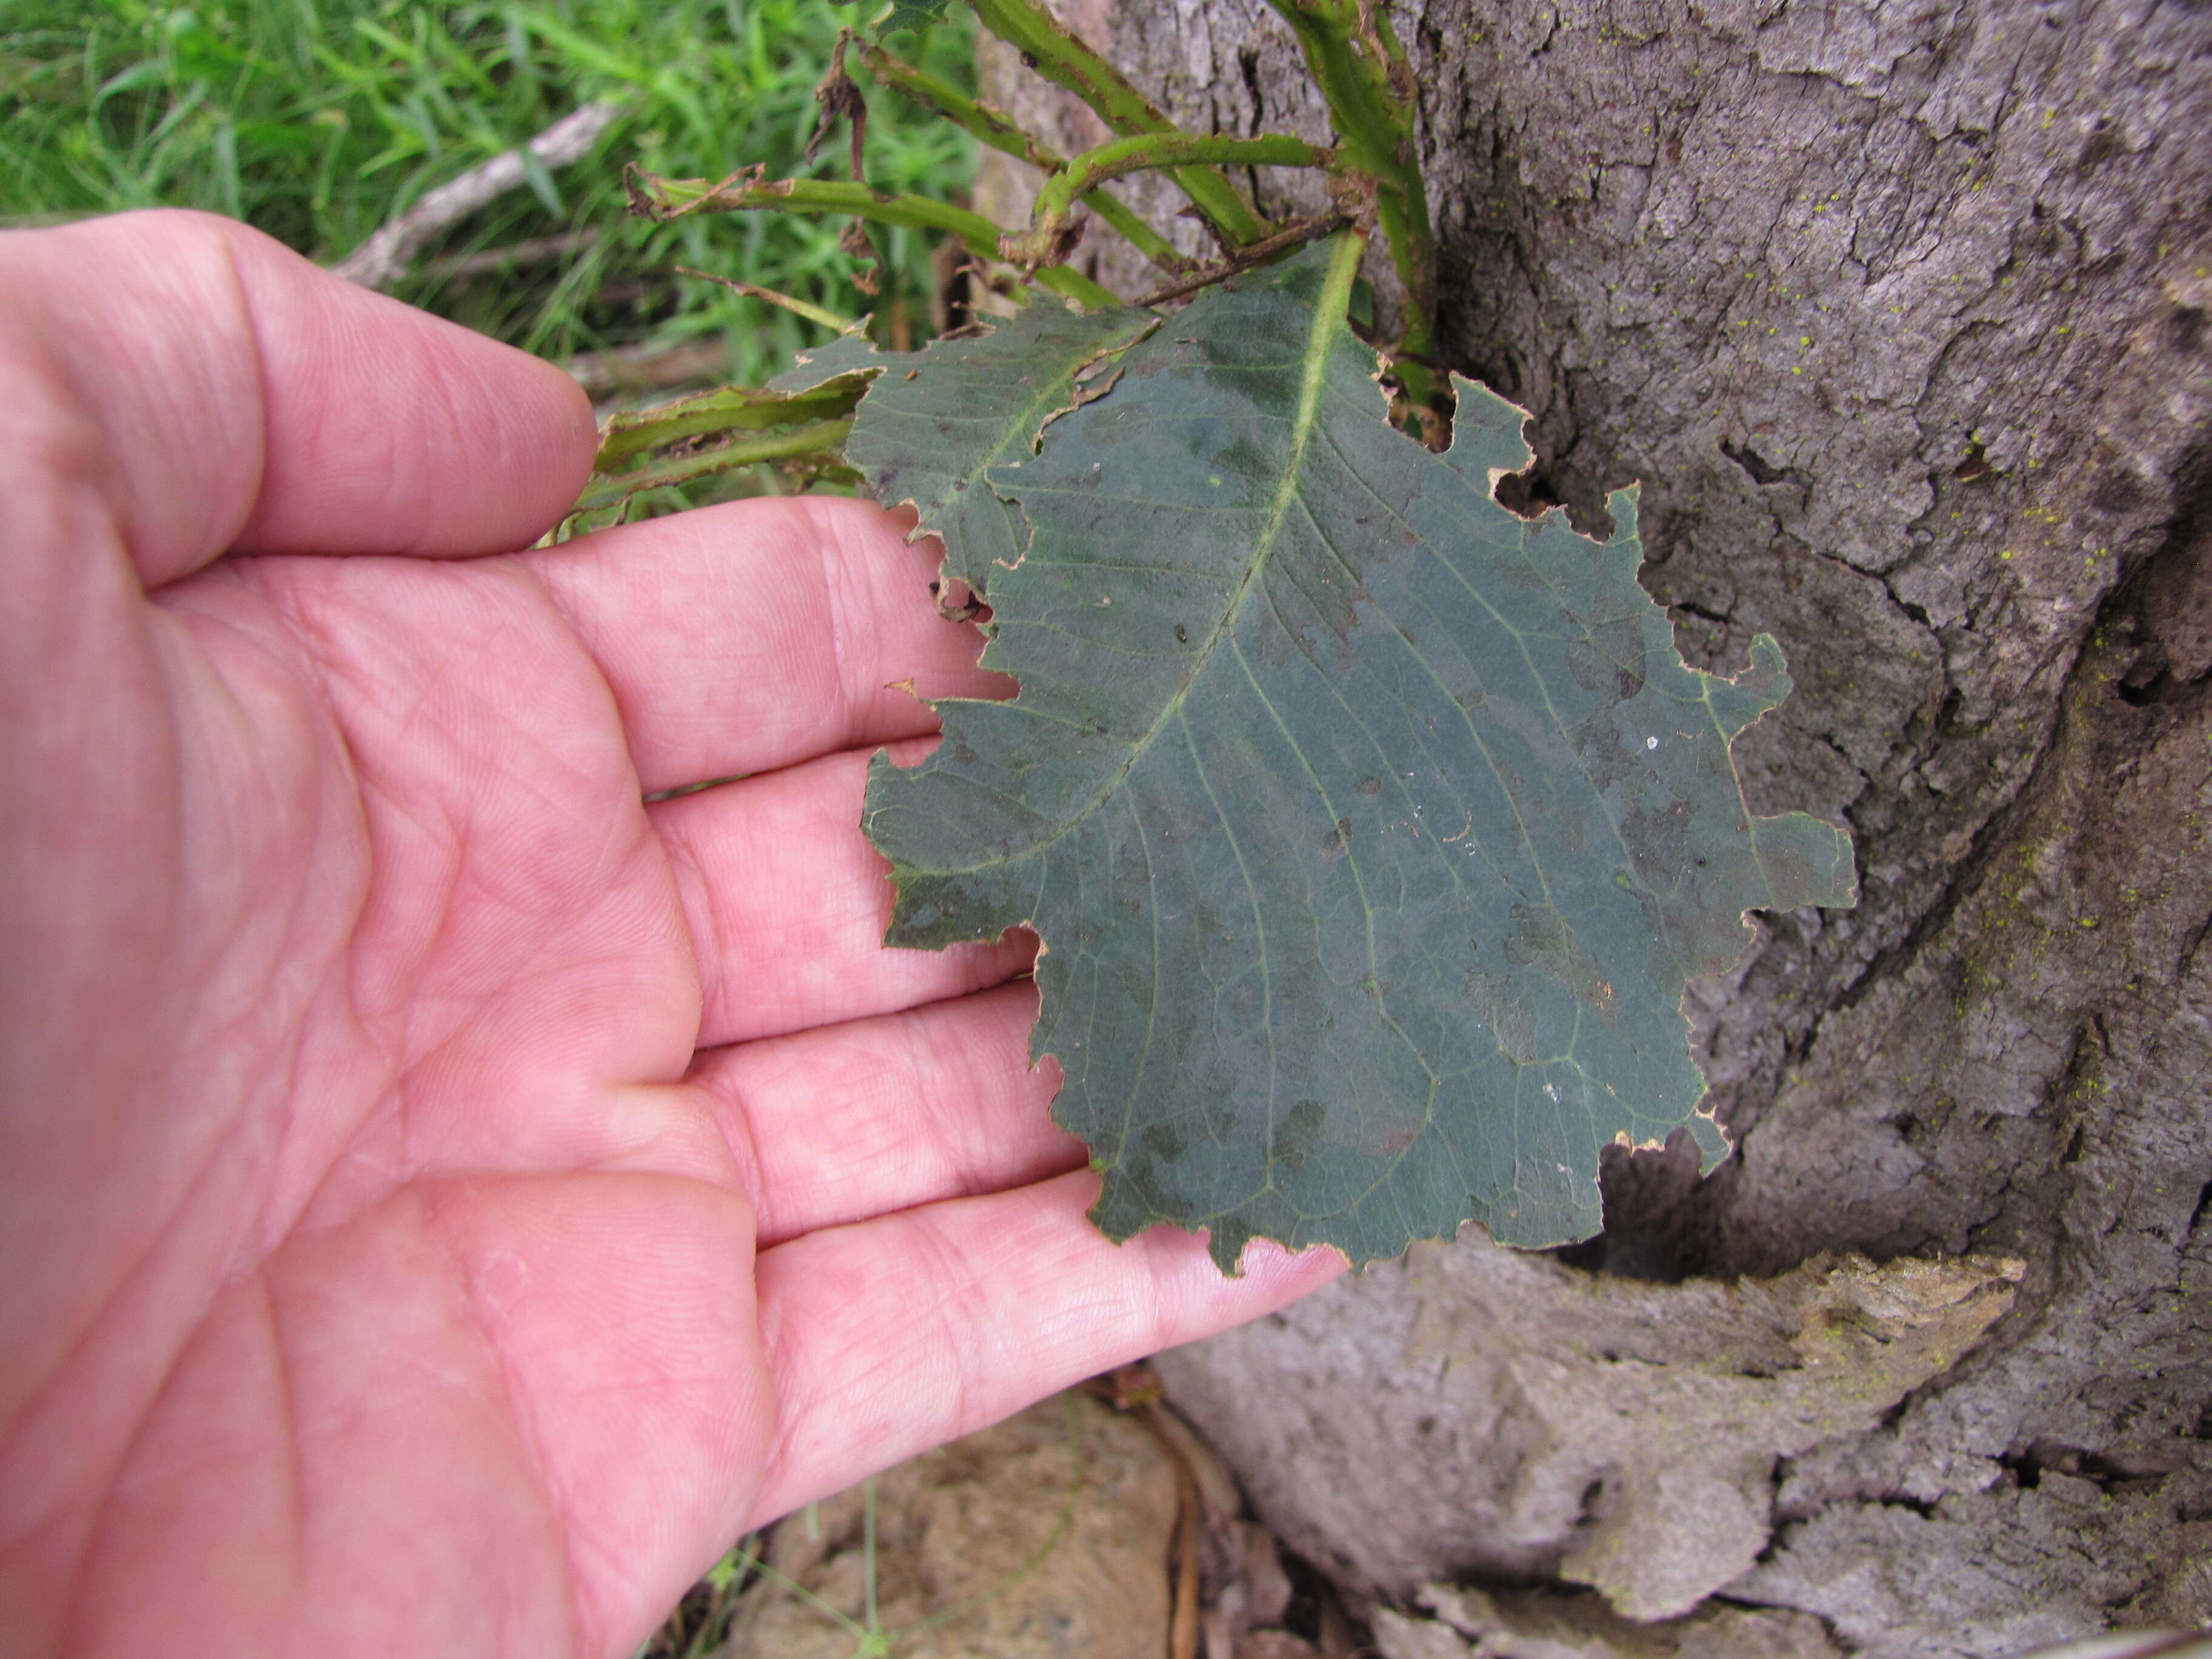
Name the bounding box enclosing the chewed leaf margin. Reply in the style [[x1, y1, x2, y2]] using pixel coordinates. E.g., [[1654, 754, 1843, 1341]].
[[839, 247, 1858, 1271], [776, 303, 1159, 605]]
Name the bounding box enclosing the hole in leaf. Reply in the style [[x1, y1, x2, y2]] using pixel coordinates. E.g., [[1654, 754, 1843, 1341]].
[[1493, 468, 1561, 520]]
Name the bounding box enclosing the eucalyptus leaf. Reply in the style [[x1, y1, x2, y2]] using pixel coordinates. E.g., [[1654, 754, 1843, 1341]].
[[852, 244, 1856, 1270]]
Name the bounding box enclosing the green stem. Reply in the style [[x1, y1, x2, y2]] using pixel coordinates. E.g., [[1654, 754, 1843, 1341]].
[[1029, 264, 1123, 309], [1262, 0, 1442, 418], [967, 0, 1266, 247], [860, 41, 1188, 272], [1039, 178, 1190, 276], [631, 169, 1122, 309], [1037, 132, 1330, 231], [1008, 132, 1330, 268], [572, 418, 854, 510], [676, 269, 856, 332], [860, 41, 1053, 169], [641, 170, 1001, 253]]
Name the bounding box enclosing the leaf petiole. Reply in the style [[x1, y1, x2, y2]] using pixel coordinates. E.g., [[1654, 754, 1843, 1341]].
[[1312, 226, 1369, 368], [1261, 0, 1444, 431], [1005, 132, 1333, 269], [594, 377, 870, 468], [857, 39, 1053, 172], [571, 417, 857, 511], [672, 266, 858, 333], [626, 164, 1122, 310], [965, 0, 1267, 247], [859, 39, 1191, 273]]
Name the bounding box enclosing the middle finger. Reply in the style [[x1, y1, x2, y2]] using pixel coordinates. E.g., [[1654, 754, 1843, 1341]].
[[522, 494, 1010, 796], [651, 740, 1034, 1050], [690, 979, 1082, 1247]]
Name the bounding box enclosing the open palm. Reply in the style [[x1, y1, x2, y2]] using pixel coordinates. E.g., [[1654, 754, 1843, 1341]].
[[0, 213, 1337, 1659]]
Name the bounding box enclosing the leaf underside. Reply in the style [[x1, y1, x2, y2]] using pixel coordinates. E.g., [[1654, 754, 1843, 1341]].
[[803, 248, 1857, 1272], [776, 302, 1159, 590]]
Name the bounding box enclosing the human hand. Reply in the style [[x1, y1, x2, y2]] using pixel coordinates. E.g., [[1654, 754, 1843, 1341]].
[[0, 212, 1341, 1658]]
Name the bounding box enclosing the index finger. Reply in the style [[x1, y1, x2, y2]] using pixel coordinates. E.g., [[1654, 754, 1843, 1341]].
[[521, 494, 1012, 791], [0, 209, 593, 588]]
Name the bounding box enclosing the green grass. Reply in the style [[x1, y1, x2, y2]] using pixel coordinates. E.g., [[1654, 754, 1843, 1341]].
[[1, 0, 979, 383]]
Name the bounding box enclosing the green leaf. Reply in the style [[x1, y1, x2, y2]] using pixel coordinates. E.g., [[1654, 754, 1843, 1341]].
[[774, 302, 1159, 594], [555, 372, 872, 538], [598, 371, 873, 468], [856, 243, 1857, 1271], [873, 0, 953, 41]]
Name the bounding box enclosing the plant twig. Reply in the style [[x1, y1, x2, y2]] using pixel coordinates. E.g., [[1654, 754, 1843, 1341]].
[[595, 378, 871, 468], [1261, 0, 1444, 431], [332, 101, 622, 290], [571, 418, 856, 511], [1004, 131, 1333, 268], [860, 39, 1191, 274], [626, 164, 1121, 310], [672, 267, 857, 332], [967, 0, 1266, 248], [862, 39, 1053, 170], [1130, 210, 1350, 307]]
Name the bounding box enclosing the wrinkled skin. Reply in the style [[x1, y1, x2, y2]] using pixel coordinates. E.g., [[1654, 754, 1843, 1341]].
[[0, 212, 1339, 1658]]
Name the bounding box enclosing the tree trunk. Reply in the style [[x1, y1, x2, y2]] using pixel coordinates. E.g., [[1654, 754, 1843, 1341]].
[[979, 3, 2212, 1652]]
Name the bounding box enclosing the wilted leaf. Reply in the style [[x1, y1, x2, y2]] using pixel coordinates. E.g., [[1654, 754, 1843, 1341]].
[[854, 247, 1856, 1270]]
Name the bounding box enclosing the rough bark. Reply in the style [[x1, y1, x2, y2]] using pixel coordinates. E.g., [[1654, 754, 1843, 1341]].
[[974, 2, 2212, 1652]]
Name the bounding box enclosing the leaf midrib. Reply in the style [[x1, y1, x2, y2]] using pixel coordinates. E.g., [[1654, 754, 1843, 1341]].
[[917, 233, 1368, 879]]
